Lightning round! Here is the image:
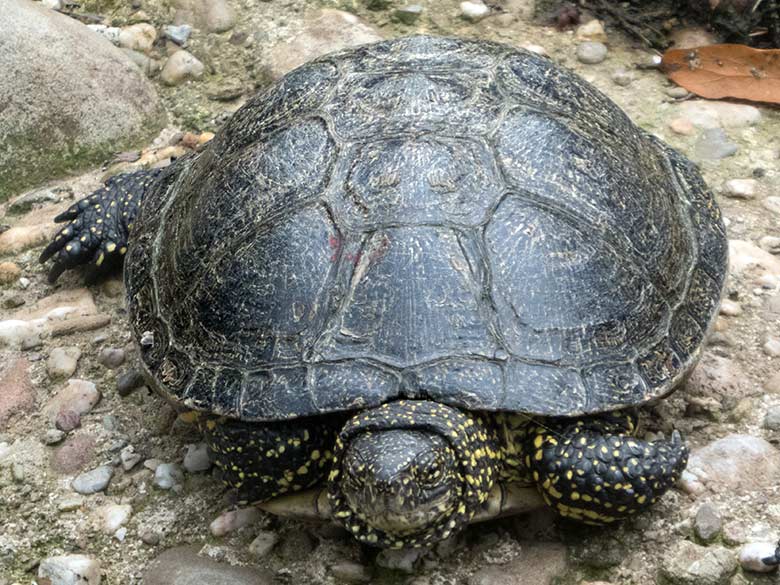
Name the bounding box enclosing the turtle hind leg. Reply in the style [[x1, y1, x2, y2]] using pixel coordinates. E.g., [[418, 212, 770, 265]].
[[39, 169, 161, 283], [200, 415, 340, 504], [525, 412, 688, 524]]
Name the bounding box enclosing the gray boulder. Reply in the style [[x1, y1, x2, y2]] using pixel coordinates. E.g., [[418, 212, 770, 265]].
[[0, 0, 166, 201]]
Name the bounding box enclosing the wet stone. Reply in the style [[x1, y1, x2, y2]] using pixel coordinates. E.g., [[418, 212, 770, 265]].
[[763, 405, 780, 431], [72, 464, 113, 494], [695, 503, 722, 543], [248, 530, 279, 558], [659, 541, 737, 585], [576, 42, 608, 64], [739, 542, 779, 573], [694, 128, 738, 160]]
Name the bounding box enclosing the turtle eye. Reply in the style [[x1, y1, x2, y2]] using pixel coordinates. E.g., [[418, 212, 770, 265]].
[[414, 452, 444, 488]]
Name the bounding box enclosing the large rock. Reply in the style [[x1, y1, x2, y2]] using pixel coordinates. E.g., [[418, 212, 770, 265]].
[[685, 434, 780, 493], [0, 0, 165, 201]]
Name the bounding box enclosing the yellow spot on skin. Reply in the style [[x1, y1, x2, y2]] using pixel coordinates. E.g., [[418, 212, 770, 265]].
[[637, 495, 646, 504], [96, 252, 105, 266], [106, 243, 116, 253]]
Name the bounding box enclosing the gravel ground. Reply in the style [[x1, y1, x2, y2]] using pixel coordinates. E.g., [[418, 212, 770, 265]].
[[1, 1, 780, 584]]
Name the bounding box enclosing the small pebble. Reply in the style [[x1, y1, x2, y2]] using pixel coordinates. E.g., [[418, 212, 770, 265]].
[[393, 4, 423, 24], [739, 542, 779, 573], [722, 178, 757, 199], [38, 555, 101, 585], [694, 128, 738, 160], [55, 408, 82, 432], [98, 347, 126, 369], [248, 530, 279, 558], [141, 530, 162, 545], [46, 346, 82, 379], [763, 197, 780, 216], [163, 24, 192, 45], [719, 299, 742, 316], [611, 69, 633, 87], [183, 442, 212, 473], [210, 507, 261, 536], [694, 503, 722, 542], [759, 236, 780, 255], [376, 547, 425, 573], [72, 465, 114, 495], [204, 0, 236, 33], [120, 445, 143, 471], [576, 42, 608, 65], [161, 50, 205, 86], [460, 0, 490, 21], [154, 463, 184, 489], [764, 338, 780, 357], [46, 379, 101, 425], [95, 503, 132, 533], [575, 19, 607, 43], [117, 369, 145, 397], [763, 405, 780, 431], [0, 262, 21, 285], [118, 23, 156, 53], [58, 495, 84, 512], [330, 560, 374, 583], [666, 86, 689, 99], [43, 428, 66, 445]]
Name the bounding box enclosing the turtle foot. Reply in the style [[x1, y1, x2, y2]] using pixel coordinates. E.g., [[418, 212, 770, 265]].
[[39, 169, 159, 283], [526, 415, 688, 524]]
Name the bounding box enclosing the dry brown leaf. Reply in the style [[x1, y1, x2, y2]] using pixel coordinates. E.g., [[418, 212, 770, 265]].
[[661, 44, 780, 104]]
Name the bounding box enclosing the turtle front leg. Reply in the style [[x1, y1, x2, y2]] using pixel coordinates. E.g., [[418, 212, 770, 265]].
[[525, 412, 688, 524], [39, 169, 161, 283], [199, 415, 340, 504]]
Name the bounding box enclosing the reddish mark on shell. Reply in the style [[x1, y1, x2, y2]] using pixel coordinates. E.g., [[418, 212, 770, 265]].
[[328, 234, 342, 262]]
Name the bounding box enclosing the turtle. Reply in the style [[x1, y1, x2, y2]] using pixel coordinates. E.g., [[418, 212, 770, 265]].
[[39, 35, 727, 549]]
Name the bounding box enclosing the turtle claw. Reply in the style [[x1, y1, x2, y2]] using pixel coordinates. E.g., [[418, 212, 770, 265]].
[[39, 170, 154, 283]]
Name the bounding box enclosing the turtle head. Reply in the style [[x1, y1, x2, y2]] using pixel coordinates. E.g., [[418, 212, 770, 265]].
[[328, 400, 500, 548], [340, 429, 461, 537]]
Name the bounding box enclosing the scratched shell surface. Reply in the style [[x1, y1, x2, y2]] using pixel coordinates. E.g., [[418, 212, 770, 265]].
[[124, 36, 728, 421]]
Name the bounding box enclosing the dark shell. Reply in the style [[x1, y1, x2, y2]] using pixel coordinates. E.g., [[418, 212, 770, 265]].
[[126, 36, 727, 421]]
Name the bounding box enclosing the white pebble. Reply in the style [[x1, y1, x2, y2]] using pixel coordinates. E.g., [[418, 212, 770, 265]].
[[739, 542, 779, 573], [38, 554, 101, 585], [95, 504, 132, 533], [460, 1, 490, 21], [764, 338, 780, 357], [722, 179, 757, 199], [161, 50, 205, 86], [719, 300, 742, 316], [154, 463, 183, 489]]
